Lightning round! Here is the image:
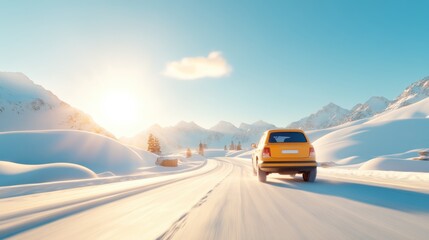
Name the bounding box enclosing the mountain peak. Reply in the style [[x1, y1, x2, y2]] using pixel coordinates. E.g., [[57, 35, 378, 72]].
[[0, 71, 114, 138], [175, 121, 202, 130], [252, 120, 273, 126], [210, 121, 239, 133], [287, 102, 349, 130], [323, 102, 344, 110], [0, 72, 60, 103], [387, 77, 429, 111]]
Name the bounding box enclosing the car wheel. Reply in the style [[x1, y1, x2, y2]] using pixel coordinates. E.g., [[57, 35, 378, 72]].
[[257, 167, 267, 183], [303, 168, 317, 182]]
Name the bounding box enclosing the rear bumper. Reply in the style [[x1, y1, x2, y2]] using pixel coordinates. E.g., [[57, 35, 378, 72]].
[[259, 161, 317, 174]]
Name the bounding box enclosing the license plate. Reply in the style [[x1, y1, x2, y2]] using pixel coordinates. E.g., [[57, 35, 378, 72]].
[[282, 150, 298, 154]]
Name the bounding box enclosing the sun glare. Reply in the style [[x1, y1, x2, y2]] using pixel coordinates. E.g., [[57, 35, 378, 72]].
[[99, 91, 140, 131]]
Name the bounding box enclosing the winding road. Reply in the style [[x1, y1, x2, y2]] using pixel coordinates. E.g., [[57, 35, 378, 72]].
[[1, 157, 429, 239]]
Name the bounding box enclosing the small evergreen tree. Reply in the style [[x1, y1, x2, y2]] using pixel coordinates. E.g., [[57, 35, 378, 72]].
[[229, 141, 235, 150], [198, 142, 204, 156], [147, 133, 161, 154], [237, 141, 242, 151], [224, 145, 227, 151]]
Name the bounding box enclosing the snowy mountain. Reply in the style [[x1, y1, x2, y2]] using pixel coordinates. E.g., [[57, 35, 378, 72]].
[[288, 76, 429, 130], [210, 121, 241, 134], [313, 97, 429, 168], [0, 72, 113, 138], [287, 103, 350, 130], [239, 120, 277, 134], [345, 96, 391, 123], [122, 120, 278, 153], [386, 76, 429, 111]]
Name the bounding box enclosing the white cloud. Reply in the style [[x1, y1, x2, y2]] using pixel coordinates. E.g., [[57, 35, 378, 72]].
[[163, 51, 232, 80]]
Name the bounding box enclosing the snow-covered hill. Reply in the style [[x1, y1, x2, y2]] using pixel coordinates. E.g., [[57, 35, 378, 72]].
[[287, 76, 429, 130], [313, 97, 429, 170], [122, 120, 278, 153], [0, 130, 159, 186], [0, 72, 113, 138]]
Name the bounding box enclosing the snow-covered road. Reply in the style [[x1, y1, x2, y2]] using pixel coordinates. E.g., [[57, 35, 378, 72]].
[[1, 158, 429, 239]]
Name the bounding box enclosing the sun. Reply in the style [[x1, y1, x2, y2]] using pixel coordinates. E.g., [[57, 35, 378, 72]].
[[99, 91, 140, 131]]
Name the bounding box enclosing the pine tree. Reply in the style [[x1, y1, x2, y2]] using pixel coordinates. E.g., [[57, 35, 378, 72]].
[[198, 142, 204, 156], [147, 133, 161, 154], [237, 141, 242, 151], [229, 141, 235, 150]]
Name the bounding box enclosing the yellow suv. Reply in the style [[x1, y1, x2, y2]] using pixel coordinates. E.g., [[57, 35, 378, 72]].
[[252, 129, 317, 182]]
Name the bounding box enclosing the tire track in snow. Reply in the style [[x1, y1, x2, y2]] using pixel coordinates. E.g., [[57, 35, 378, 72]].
[[157, 158, 235, 240], [0, 160, 223, 239]]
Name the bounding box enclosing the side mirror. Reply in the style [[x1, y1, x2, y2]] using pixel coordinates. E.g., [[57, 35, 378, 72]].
[[251, 143, 257, 149]]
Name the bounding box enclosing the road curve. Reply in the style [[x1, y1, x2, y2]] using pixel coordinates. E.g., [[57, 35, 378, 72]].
[[2, 157, 429, 240], [165, 157, 429, 240]]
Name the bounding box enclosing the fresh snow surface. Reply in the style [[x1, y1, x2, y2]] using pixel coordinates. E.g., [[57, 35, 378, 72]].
[[314, 118, 428, 165], [313, 98, 429, 169], [360, 157, 429, 172], [0, 130, 147, 183], [0, 161, 97, 186], [367, 97, 429, 124]]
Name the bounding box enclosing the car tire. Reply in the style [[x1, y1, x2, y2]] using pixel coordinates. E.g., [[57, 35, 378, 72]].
[[303, 168, 317, 182], [257, 167, 267, 182]]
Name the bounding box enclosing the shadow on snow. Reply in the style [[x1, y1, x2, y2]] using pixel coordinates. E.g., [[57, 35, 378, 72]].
[[268, 177, 429, 213]]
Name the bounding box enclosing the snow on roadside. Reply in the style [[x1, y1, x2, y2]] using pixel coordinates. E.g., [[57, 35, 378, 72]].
[[319, 168, 429, 191], [360, 157, 429, 172], [313, 118, 429, 165], [0, 161, 97, 186], [0, 130, 146, 176], [0, 150, 208, 198], [0, 130, 166, 187]]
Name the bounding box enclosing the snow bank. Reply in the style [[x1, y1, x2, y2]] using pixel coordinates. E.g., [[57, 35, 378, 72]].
[[368, 97, 429, 124], [360, 157, 429, 172], [314, 118, 429, 165], [128, 146, 159, 167], [0, 161, 97, 186], [0, 130, 147, 175]]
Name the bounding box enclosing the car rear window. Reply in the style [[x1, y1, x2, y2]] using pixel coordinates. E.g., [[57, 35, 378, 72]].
[[268, 132, 307, 143]]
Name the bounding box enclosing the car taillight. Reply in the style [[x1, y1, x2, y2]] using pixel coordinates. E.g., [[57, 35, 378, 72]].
[[262, 147, 271, 158], [309, 146, 315, 158]]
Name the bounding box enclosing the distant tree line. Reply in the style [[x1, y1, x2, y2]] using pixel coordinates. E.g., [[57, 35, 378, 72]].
[[227, 140, 242, 151]]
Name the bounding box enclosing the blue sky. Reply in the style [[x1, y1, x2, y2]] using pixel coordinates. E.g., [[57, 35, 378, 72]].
[[1, 0, 429, 137]]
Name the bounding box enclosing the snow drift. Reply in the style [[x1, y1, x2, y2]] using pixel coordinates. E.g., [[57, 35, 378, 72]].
[[314, 98, 429, 168], [0, 161, 97, 186], [0, 130, 147, 176]]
